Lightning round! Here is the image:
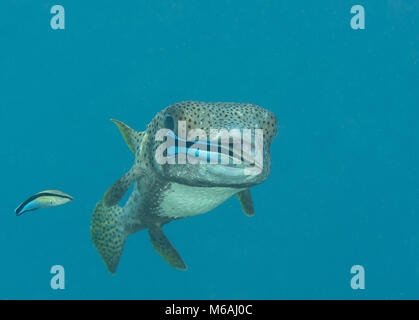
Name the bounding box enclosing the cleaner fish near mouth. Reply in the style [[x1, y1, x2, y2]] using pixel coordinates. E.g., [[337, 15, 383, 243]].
[[90, 101, 278, 274]]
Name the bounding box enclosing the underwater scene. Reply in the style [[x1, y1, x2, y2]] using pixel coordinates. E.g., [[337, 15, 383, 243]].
[[1, 0, 418, 300]]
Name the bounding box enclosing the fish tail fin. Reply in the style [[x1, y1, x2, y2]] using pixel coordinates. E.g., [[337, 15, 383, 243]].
[[148, 224, 187, 270], [90, 167, 144, 274], [110, 119, 144, 154], [90, 200, 127, 274]]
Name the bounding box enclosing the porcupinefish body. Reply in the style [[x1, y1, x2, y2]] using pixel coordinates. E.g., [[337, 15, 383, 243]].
[[90, 101, 277, 274]]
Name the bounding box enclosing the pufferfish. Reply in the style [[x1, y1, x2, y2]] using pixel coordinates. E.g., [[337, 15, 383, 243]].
[[90, 101, 278, 274]]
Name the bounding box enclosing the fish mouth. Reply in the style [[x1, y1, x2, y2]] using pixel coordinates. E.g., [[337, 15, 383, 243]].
[[165, 130, 263, 176]]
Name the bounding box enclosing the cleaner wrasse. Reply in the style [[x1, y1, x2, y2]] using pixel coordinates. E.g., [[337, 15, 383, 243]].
[[15, 190, 73, 216]]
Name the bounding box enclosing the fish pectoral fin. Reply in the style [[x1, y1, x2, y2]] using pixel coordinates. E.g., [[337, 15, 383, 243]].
[[148, 225, 187, 271], [103, 166, 145, 207], [90, 201, 126, 274], [236, 189, 254, 217]]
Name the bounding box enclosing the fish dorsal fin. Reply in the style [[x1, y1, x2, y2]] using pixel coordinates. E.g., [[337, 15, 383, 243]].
[[36, 190, 72, 198], [236, 189, 254, 216], [111, 119, 144, 154]]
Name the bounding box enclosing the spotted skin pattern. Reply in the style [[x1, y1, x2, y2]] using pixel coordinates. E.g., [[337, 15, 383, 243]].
[[90, 101, 277, 274], [90, 202, 125, 274]]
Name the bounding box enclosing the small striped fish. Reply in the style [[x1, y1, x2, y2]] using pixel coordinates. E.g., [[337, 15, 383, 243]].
[[15, 190, 73, 216]]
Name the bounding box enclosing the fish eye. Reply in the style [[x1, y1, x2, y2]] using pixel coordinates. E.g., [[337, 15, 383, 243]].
[[164, 114, 175, 131]]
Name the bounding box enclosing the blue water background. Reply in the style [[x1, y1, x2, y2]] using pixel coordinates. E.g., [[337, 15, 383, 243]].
[[0, 0, 418, 299]]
